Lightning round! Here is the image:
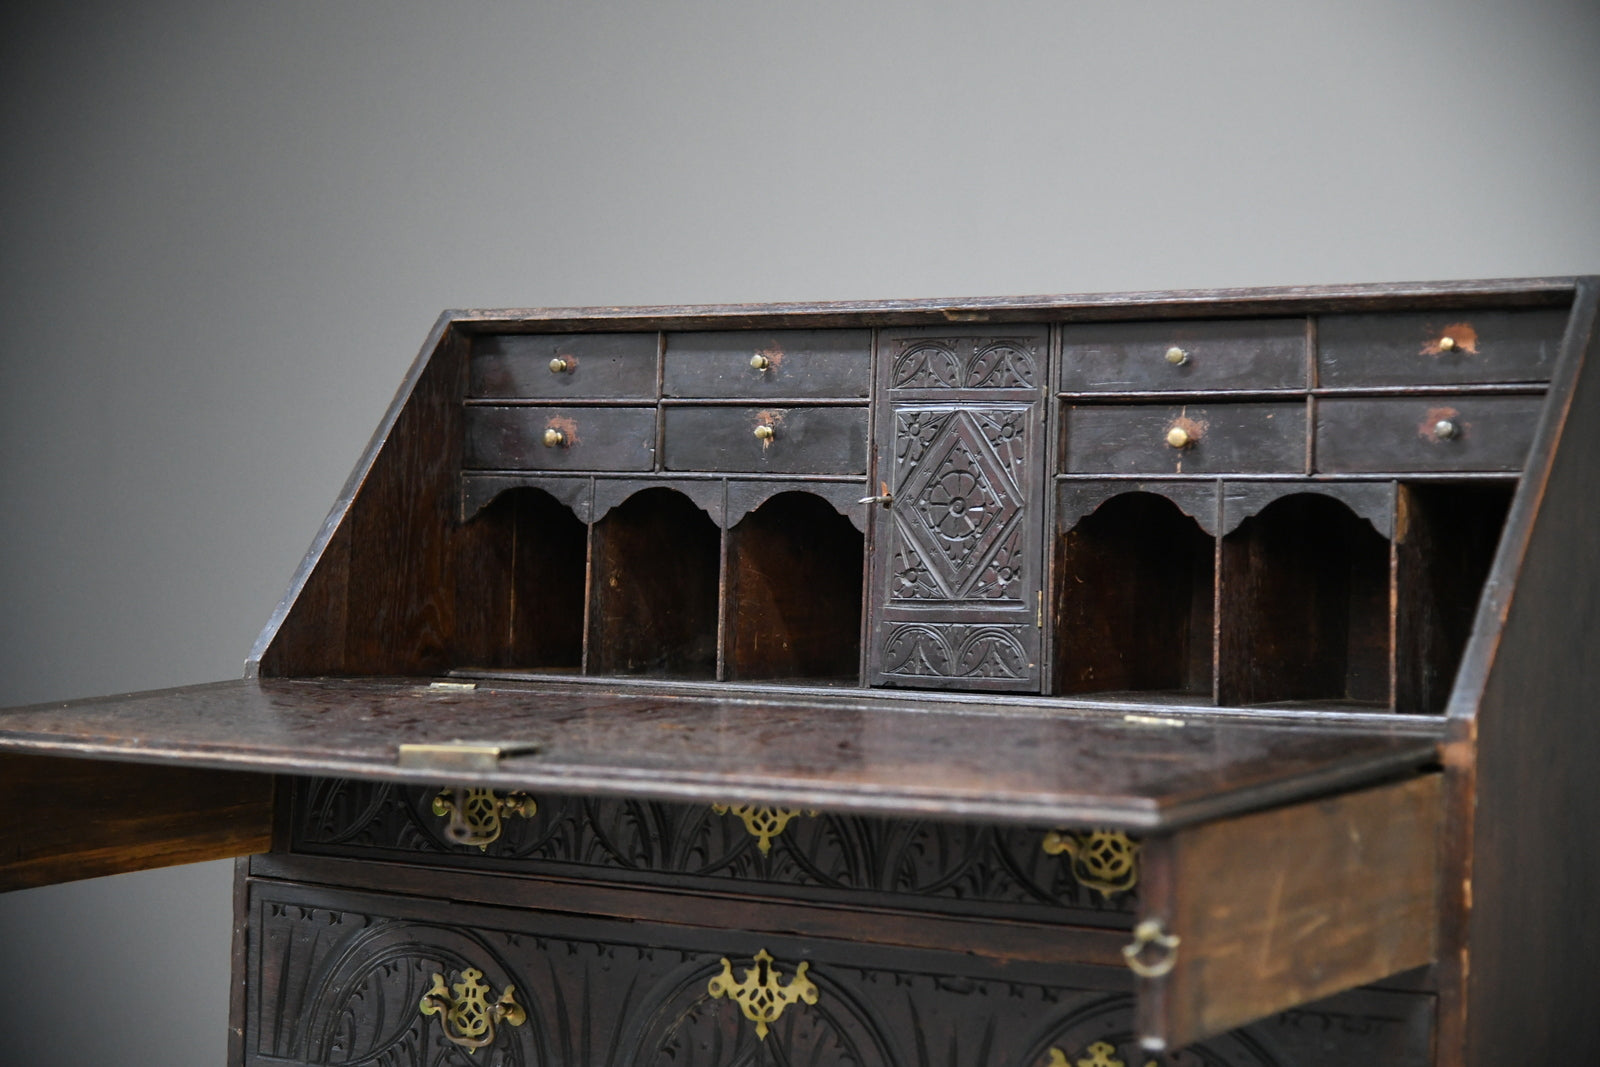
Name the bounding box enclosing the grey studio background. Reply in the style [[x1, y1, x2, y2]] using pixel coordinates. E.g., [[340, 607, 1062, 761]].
[[2, 3, 1598, 1065]]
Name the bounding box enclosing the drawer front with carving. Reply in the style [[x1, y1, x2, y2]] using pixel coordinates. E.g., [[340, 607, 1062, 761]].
[[662, 404, 868, 474], [245, 876, 1435, 1067], [1060, 319, 1309, 394], [289, 779, 1140, 924], [470, 332, 659, 400], [1316, 307, 1566, 387], [664, 329, 872, 398], [1315, 395, 1544, 473], [1064, 402, 1307, 475], [464, 405, 657, 471]]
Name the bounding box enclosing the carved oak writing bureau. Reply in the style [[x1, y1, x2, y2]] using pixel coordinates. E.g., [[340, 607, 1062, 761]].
[[3, 278, 1598, 1065]]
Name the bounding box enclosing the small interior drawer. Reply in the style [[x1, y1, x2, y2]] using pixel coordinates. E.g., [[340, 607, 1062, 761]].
[[1315, 394, 1544, 473], [1060, 318, 1308, 393], [469, 332, 659, 399], [1316, 307, 1567, 387], [664, 329, 871, 398], [464, 405, 656, 471], [1064, 402, 1307, 475], [663, 404, 868, 473], [1134, 773, 1441, 1051]]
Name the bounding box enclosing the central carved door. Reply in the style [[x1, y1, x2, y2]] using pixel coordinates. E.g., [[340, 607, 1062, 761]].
[[868, 325, 1046, 692]]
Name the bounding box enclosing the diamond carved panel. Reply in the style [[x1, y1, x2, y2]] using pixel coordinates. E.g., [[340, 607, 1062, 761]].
[[893, 407, 1027, 602]]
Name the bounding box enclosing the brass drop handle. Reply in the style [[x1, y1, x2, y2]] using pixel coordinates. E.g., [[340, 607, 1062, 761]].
[[549, 356, 572, 373], [1165, 345, 1189, 366], [1165, 425, 1191, 449], [432, 787, 538, 849], [1432, 417, 1460, 441], [753, 424, 775, 442], [750, 353, 771, 371], [420, 967, 526, 1050], [1123, 919, 1181, 978], [542, 428, 566, 448]]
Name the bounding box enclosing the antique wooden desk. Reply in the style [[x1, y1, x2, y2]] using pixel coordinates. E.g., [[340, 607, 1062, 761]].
[[4, 278, 1597, 1064]]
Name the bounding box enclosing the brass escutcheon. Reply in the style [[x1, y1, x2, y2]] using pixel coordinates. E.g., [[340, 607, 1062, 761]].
[[707, 948, 818, 1040], [420, 967, 526, 1050], [1042, 828, 1140, 897], [432, 787, 538, 850], [1048, 1041, 1157, 1067], [713, 803, 815, 854]]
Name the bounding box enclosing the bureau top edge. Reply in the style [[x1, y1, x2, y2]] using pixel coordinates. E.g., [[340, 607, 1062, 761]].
[[443, 276, 1585, 333]]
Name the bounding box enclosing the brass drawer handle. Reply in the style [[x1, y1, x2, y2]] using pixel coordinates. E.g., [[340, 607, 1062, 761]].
[[1122, 919, 1181, 978], [708, 948, 818, 1040], [432, 787, 537, 849], [1432, 417, 1460, 440], [420, 967, 526, 1050], [542, 427, 566, 448], [1165, 425, 1191, 449], [1049, 1042, 1156, 1067], [548, 356, 572, 373], [1164, 345, 1189, 366], [1042, 828, 1141, 897], [750, 353, 771, 371], [753, 424, 775, 442]]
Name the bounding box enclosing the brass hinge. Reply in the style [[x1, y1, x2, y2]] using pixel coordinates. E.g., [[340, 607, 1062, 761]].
[[396, 740, 542, 773]]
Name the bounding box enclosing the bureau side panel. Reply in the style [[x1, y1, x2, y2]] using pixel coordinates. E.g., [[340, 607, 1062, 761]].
[[1460, 280, 1600, 1062]]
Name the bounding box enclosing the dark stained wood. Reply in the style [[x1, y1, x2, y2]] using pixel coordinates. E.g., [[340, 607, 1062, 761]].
[[446, 276, 1578, 332], [1218, 493, 1391, 706], [1392, 483, 1513, 715], [1060, 318, 1309, 393], [1317, 307, 1568, 387], [1315, 395, 1545, 473], [724, 490, 863, 683], [0, 753, 272, 891], [240, 871, 1434, 1067], [1064, 402, 1307, 475], [1450, 278, 1600, 1062], [1136, 774, 1441, 1051], [587, 487, 720, 678], [0, 676, 1439, 830], [662, 404, 868, 474], [663, 328, 870, 397], [452, 486, 587, 671], [464, 403, 657, 471], [252, 851, 1132, 965], [1054, 491, 1215, 698], [469, 331, 659, 399]]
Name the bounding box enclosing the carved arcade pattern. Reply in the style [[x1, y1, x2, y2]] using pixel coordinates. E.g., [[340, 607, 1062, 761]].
[[292, 779, 1136, 915], [889, 337, 1039, 390], [252, 894, 1426, 1067], [880, 622, 1031, 680]]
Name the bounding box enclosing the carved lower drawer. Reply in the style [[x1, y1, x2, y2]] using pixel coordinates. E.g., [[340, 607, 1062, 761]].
[[244, 877, 1435, 1067], [288, 779, 1141, 924]]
